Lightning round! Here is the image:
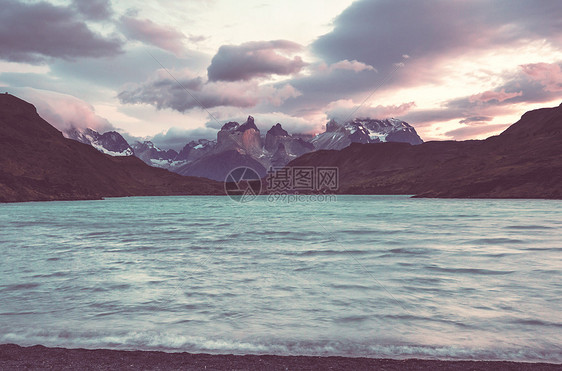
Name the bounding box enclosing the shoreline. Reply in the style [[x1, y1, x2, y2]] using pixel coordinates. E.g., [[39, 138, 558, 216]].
[[2, 193, 562, 204], [1, 344, 560, 371]]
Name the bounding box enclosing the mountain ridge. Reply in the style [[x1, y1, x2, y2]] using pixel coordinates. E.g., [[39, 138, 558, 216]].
[[287, 103, 562, 199], [0, 94, 224, 202], [65, 114, 424, 181]]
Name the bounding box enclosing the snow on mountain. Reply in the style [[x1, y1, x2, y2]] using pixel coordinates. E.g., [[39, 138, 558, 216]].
[[131, 141, 179, 168], [175, 139, 216, 164], [131, 138, 218, 170], [64, 127, 134, 156], [311, 118, 423, 150], [132, 116, 424, 179], [63, 115, 425, 182]]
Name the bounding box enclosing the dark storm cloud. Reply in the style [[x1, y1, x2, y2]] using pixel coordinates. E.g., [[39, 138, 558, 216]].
[[118, 73, 259, 112], [71, 0, 113, 20], [312, 0, 562, 82], [0, 0, 122, 63], [271, 65, 386, 118], [207, 40, 307, 81]]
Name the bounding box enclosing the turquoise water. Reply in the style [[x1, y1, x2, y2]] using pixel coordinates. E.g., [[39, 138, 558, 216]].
[[0, 195, 560, 362]]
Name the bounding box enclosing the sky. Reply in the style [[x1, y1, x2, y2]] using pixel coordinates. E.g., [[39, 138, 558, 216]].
[[1, 0, 562, 149]]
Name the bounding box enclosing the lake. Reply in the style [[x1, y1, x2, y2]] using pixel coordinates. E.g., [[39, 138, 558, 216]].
[[0, 195, 560, 362]]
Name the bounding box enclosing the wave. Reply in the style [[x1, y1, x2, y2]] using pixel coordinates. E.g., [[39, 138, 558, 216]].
[[0, 283, 41, 292], [297, 249, 373, 257], [465, 238, 525, 245], [1, 330, 560, 363], [505, 225, 554, 230], [387, 248, 432, 255], [425, 265, 514, 275]]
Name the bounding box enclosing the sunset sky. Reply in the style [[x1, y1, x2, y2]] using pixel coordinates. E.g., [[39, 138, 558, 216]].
[[1, 0, 562, 149]]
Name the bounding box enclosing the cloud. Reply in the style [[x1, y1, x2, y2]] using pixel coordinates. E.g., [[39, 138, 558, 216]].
[[0, 0, 122, 63], [150, 126, 218, 151], [312, 0, 562, 86], [187, 34, 207, 44], [403, 61, 562, 127], [325, 100, 416, 122], [459, 116, 493, 124], [119, 16, 187, 55], [259, 84, 302, 106], [207, 40, 307, 81], [204, 112, 320, 134], [469, 89, 523, 103], [520, 62, 562, 92], [401, 109, 466, 127], [449, 62, 562, 111], [271, 66, 381, 117], [7, 87, 114, 133], [261, 0, 562, 130], [118, 68, 301, 112], [48, 47, 209, 91], [71, 0, 113, 20], [317, 59, 376, 73]]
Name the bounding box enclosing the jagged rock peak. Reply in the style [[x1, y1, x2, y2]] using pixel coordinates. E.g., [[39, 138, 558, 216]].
[[267, 123, 289, 137], [326, 119, 340, 132], [65, 126, 133, 156], [237, 115, 259, 132], [221, 121, 239, 131]]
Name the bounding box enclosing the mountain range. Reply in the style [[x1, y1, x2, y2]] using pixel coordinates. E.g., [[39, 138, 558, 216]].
[[0, 94, 223, 202], [65, 115, 423, 181], [1, 93, 559, 201]]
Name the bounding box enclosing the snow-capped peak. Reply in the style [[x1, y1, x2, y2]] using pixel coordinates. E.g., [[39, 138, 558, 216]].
[[64, 127, 134, 157], [311, 117, 423, 150]]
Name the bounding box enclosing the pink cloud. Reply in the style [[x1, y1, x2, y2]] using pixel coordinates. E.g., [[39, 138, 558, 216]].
[[261, 84, 302, 106], [10, 87, 113, 133], [469, 88, 523, 103], [326, 99, 416, 121], [119, 16, 186, 55], [521, 62, 562, 92]]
